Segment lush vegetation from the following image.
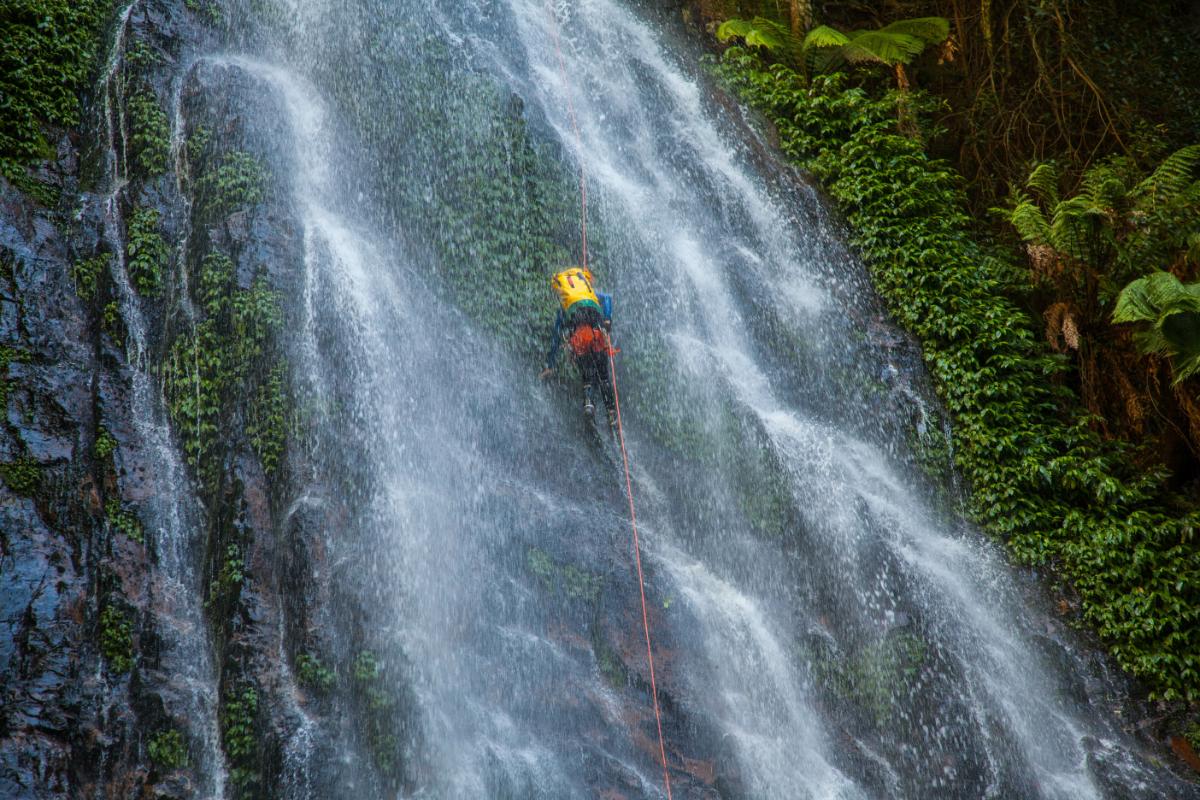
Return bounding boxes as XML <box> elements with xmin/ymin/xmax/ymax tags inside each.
<box><xmin>712</xmin><ymin>48</ymin><xmax>1200</xmax><ymax>700</ymax></box>
<box><xmin>0</xmin><ymin>0</ymin><xmax>112</xmax><ymax>198</ymax></box>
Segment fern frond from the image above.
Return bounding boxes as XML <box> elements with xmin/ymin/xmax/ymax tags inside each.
<box><xmin>843</xmin><ymin>30</ymin><xmax>926</xmax><ymax>65</ymax></box>
<box><xmin>1080</xmin><ymin>164</ymin><xmax>1129</xmax><ymax>215</ymax></box>
<box><xmin>1049</xmin><ymin>195</ymin><xmax>1103</xmax><ymax>261</ymax></box>
<box><xmin>802</xmin><ymin>24</ymin><xmax>851</xmax><ymax>50</ymax></box>
<box><xmin>877</xmin><ymin>17</ymin><xmax>950</xmax><ymax>45</ymax></box>
<box><xmin>716</xmin><ymin>18</ymin><xmax>754</xmax><ymax>43</ymax></box>
<box><xmin>1133</xmin><ymin>144</ymin><xmax>1200</xmax><ymax>200</ymax></box>
<box><xmin>719</xmin><ymin>17</ymin><xmax>802</xmax><ymax>58</ymax></box>
<box><xmin>1025</xmin><ymin>162</ymin><xmax>1060</xmax><ymax>205</ymax></box>
<box><xmin>1008</xmin><ymin>194</ymin><xmax>1050</xmax><ymax>243</ymax></box>
<box><xmin>1113</xmin><ymin>271</ymin><xmax>1194</xmax><ymax>324</ymax></box>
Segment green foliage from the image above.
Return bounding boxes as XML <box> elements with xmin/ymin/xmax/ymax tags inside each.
<box><xmin>320</xmin><ymin>37</ymin><xmax>580</xmax><ymax>358</ymax></box>
<box><xmin>715</xmin><ymin>50</ymin><xmax>1200</xmax><ymax>700</ymax></box>
<box><xmin>590</xmin><ymin>625</ymin><xmax>628</xmax><ymax>689</ymax></box>
<box><xmin>124</xmin><ymin>38</ymin><xmax>161</xmax><ymax>70</ymax></box>
<box><xmin>526</xmin><ymin>547</ymin><xmax>602</xmax><ymax>604</ymax></box>
<box><xmin>106</xmin><ymin>499</ymin><xmax>144</xmax><ymax>543</ymax></box>
<box><xmin>186</xmin><ymin>0</ymin><xmax>223</xmax><ymax>26</ymax></box>
<box><xmin>802</xmin><ymin>17</ymin><xmax>949</xmax><ymax>71</ymax></box>
<box><xmin>94</xmin><ymin>426</ymin><xmax>117</xmax><ymax>460</ymax></box>
<box><xmin>99</xmin><ymin>605</ymin><xmax>133</xmax><ymax>673</ymax></box>
<box><xmin>72</xmin><ymin>254</ymin><xmax>108</xmax><ymax>301</ymax></box>
<box><xmin>717</xmin><ymin>18</ymin><xmax>801</xmax><ymax>60</ymax></box>
<box><xmin>0</xmin><ymin>0</ymin><xmax>110</xmax><ymax>177</ymax></box>
<box><xmin>809</xmin><ymin>632</ymin><xmax>927</xmax><ymax>724</ymax></box>
<box><xmin>164</xmin><ymin>250</ymin><xmax>283</xmax><ymax>492</ymax></box>
<box><xmin>352</xmin><ymin>650</ymin><xmax>381</xmax><ymax>683</ymax></box>
<box><xmin>221</xmin><ymin>686</ymin><xmax>258</xmax><ymax>788</ymax></box>
<box><xmin>127</xmin><ymin>89</ymin><xmax>170</xmax><ymax>176</ymax></box>
<box><xmin>0</xmin><ymin>457</ymin><xmax>41</xmax><ymax>495</ymax></box>
<box><xmin>102</xmin><ymin>300</ymin><xmax>124</xmax><ymax>347</ymax></box>
<box><xmin>127</xmin><ymin>208</ymin><xmax>169</xmax><ymax>296</ymax></box>
<box><xmin>195</xmin><ymin>151</ymin><xmax>265</xmax><ymax>221</ymax></box>
<box><xmin>246</xmin><ymin>361</ymin><xmax>289</xmax><ymax>475</ymax></box>
<box><xmin>1000</xmin><ymin>148</ymin><xmax>1200</xmax><ymax>299</ymax></box>
<box><xmin>147</xmin><ymin>729</ymin><xmax>188</xmax><ymax>770</ymax></box>
<box><xmin>1113</xmin><ymin>272</ymin><xmax>1200</xmax><ymax>383</ymax></box>
<box><xmin>296</xmin><ymin>653</ymin><xmax>334</xmax><ymax>693</ymax></box>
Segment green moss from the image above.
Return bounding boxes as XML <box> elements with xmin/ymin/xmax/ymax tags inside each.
<box><xmin>127</xmin><ymin>89</ymin><xmax>170</xmax><ymax>176</ymax></box>
<box><xmin>106</xmin><ymin>499</ymin><xmax>144</xmax><ymax>543</ymax></box>
<box><xmin>0</xmin><ymin>457</ymin><xmax>41</xmax><ymax>496</ymax></box>
<box><xmin>715</xmin><ymin>51</ymin><xmax>1200</xmax><ymax>699</ymax></box>
<box><xmin>99</xmin><ymin>604</ymin><xmax>133</xmax><ymax>673</ymax></box>
<box><xmin>296</xmin><ymin>653</ymin><xmax>334</xmax><ymax>693</ymax></box>
<box><xmin>72</xmin><ymin>254</ymin><xmax>108</xmax><ymax>301</ymax></box>
<box><xmin>0</xmin><ymin>0</ymin><xmax>111</xmax><ymax>175</ymax></box>
<box><xmin>126</xmin><ymin>207</ymin><xmax>169</xmax><ymax>296</ymax></box>
<box><xmin>147</xmin><ymin>729</ymin><xmax>188</xmax><ymax>770</ymax></box>
<box><xmin>94</xmin><ymin>425</ymin><xmax>117</xmax><ymax>460</ymax></box>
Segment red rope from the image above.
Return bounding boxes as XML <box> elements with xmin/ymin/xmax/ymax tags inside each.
<box><xmin>544</xmin><ymin>0</ymin><xmax>590</xmax><ymax>271</ymax></box>
<box><xmin>544</xmin><ymin>4</ymin><xmax>673</xmax><ymax>797</ymax></box>
<box><xmin>607</xmin><ymin>342</ymin><xmax>674</xmax><ymax>800</ymax></box>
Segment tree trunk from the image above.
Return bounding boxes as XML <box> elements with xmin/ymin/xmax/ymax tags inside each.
<box><xmin>788</xmin><ymin>0</ymin><xmax>812</xmax><ymax>36</ymax></box>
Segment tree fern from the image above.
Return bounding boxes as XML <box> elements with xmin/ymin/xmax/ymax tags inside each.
<box><xmin>800</xmin><ymin>16</ymin><xmax>950</xmax><ymax>72</ymax></box>
<box><xmin>1026</xmin><ymin>162</ymin><xmax>1060</xmax><ymax>205</ymax></box>
<box><xmin>878</xmin><ymin>17</ymin><xmax>951</xmax><ymax>45</ymax></box>
<box><xmin>1133</xmin><ymin>144</ymin><xmax>1200</xmax><ymax>201</ymax></box>
<box><xmin>1114</xmin><ymin>271</ymin><xmax>1200</xmax><ymax>383</ymax></box>
<box><xmin>718</xmin><ymin>18</ymin><xmax>802</xmax><ymax>60</ymax></box>
<box><xmin>1007</xmin><ymin>193</ymin><xmax>1051</xmax><ymax>243</ymax></box>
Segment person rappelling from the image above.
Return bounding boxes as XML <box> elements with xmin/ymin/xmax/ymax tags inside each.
<box><xmin>539</xmin><ymin>266</ymin><xmax>616</xmax><ymax>426</ymax></box>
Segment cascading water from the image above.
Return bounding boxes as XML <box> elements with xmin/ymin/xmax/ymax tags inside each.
<box><xmin>151</xmin><ymin>0</ymin><xmax>1200</xmax><ymax>796</ymax></box>
<box><xmin>94</xmin><ymin>6</ymin><xmax>229</xmax><ymax>796</ymax></box>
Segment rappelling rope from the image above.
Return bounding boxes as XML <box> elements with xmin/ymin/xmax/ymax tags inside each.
<box><xmin>543</xmin><ymin>4</ymin><xmax>673</xmax><ymax>798</ymax></box>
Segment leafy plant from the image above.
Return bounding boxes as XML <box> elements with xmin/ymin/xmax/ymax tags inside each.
<box><xmin>0</xmin><ymin>456</ymin><xmax>41</xmax><ymax>495</ymax></box>
<box><xmin>148</xmin><ymin>729</ymin><xmax>188</xmax><ymax>770</ymax></box>
<box><xmin>94</xmin><ymin>426</ymin><xmax>117</xmax><ymax>460</ymax></box>
<box><xmin>296</xmin><ymin>653</ymin><xmax>334</xmax><ymax>693</ymax></box>
<box><xmin>195</xmin><ymin>151</ymin><xmax>265</xmax><ymax>221</ymax></box>
<box><xmin>0</xmin><ymin>0</ymin><xmax>110</xmax><ymax>185</ymax></box>
<box><xmin>716</xmin><ymin>17</ymin><xmax>802</xmax><ymax>61</ymax></box>
<box><xmin>127</xmin><ymin>89</ymin><xmax>170</xmax><ymax>176</ymax></box>
<box><xmin>221</xmin><ymin>686</ymin><xmax>258</xmax><ymax>788</ymax></box>
<box><xmin>1113</xmin><ymin>272</ymin><xmax>1200</xmax><ymax>383</ymax></box>
<box><xmin>1002</xmin><ymin>147</ymin><xmax>1200</xmax><ymax>301</ymax></box>
<box><xmin>99</xmin><ymin>605</ymin><xmax>133</xmax><ymax>673</ymax></box>
<box><xmin>713</xmin><ymin>51</ymin><xmax>1200</xmax><ymax>699</ymax></box>
<box><xmin>72</xmin><ymin>254</ymin><xmax>108</xmax><ymax>301</ymax></box>
<box><xmin>802</xmin><ymin>18</ymin><xmax>950</xmax><ymax>76</ymax></box>
<box><xmin>106</xmin><ymin>499</ymin><xmax>144</xmax><ymax>543</ymax></box>
<box><xmin>126</xmin><ymin>207</ymin><xmax>169</xmax><ymax>296</ymax></box>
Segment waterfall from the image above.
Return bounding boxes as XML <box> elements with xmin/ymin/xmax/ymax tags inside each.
<box><xmin>132</xmin><ymin>0</ymin><xmax>1198</xmax><ymax>796</ymax></box>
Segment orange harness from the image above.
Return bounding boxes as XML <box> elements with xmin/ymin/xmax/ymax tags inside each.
<box><xmin>568</xmin><ymin>324</ymin><xmax>608</xmax><ymax>358</ymax></box>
